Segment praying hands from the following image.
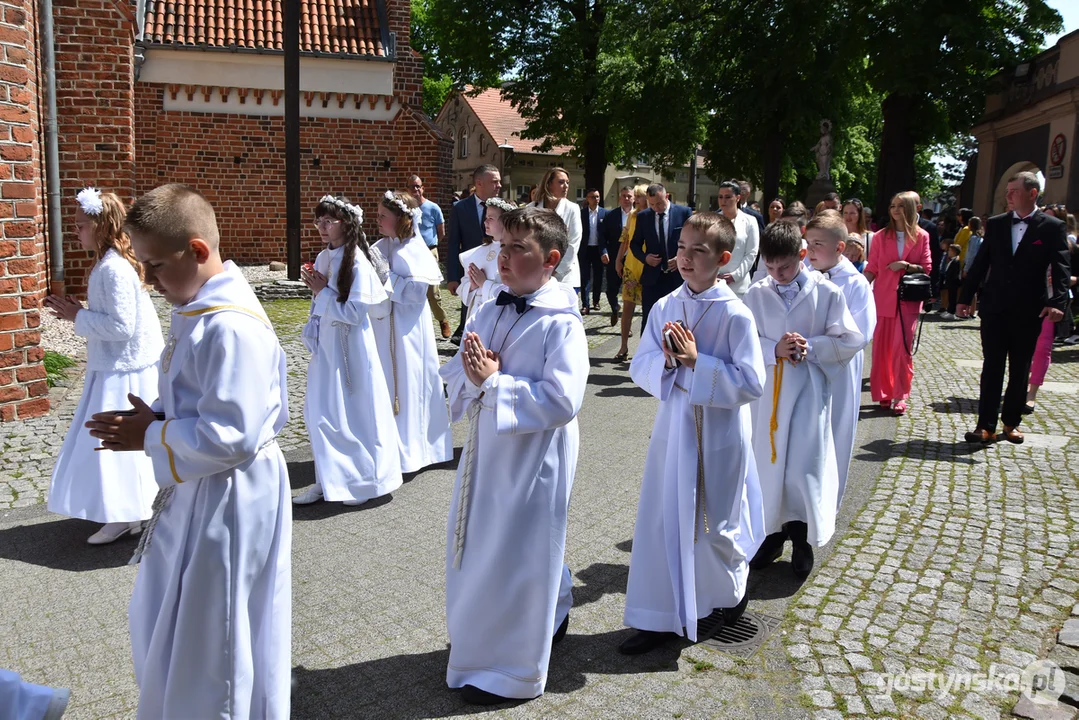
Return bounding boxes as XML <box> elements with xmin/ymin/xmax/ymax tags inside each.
<box><xmin>462</xmin><ymin>332</ymin><xmax>500</xmax><ymax>386</ymax></box>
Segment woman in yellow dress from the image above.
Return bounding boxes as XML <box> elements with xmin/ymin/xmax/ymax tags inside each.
<box><xmin>613</xmin><ymin>184</ymin><xmax>649</xmax><ymax>361</ymax></box>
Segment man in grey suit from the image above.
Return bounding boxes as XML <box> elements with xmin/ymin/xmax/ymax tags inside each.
<box><xmin>446</xmin><ymin>164</ymin><xmax>502</xmax><ymax>344</ymax></box>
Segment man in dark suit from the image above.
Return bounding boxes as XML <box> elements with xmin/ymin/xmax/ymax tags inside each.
<box><xmin>630</xmin><ymin>183</ymin><xmax>693</xmax><ymax>330</ymax></box>
<box><xmin>578</xmin><ymin>188</ymin><xmax>608</xmax><ymax>315</ymax></box>
<box><xmin>600</xmin><ymin>186</ymin><xmax>634</xmax><ymax>325</ymax></box>
<box><xmin>916</xmin><ymin>198</ymin><xmax>941</xmax><ymax>307</ymax></box>
<box><xmin>445</xmin><ymin>164</ymin><xmax>501</xmax><ymax>344</ymax></box>
<box><xmin>957</xmin><ymin>171</ymin><xmax>1070</xmax><ymax>445</ymax></box>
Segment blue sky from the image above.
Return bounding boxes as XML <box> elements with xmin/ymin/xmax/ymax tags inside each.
<box><xmin>1044</xmin><ymin>0</ymin><xmax>1078</xmax><ymax>47</ymax></box>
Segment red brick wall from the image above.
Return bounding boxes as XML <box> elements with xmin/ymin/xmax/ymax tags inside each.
<box><xmin>134</xmin><ymin>83</ymin><xmax>453</xmax><ymax>264</ymax></box>
<box><xmin>53</xmin><ymin>0</ymin><xmax>135</xmax><ymax>295</ymax></box>
<box><xmin>0</xmin><ymin>0</ymin><xmax>49</xmax><ymax>419</ymax></box>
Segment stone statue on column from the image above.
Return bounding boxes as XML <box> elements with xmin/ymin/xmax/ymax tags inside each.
<box><xmin>811</xmin><ymin>119</ymin><xmax>833</xmax><ymax>180</ymax></box>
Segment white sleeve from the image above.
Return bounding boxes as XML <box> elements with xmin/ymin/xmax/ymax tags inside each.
<box><xmin>629</xmin><ymin>306</ymin><xmax>677</xmax><ymax>401</ymax></box>
<box><xmin>555</xmin><ymin>206</ymin><xmax>583</xmax><ymax>281</ymax></box>
<box><xmin>731</xmin><ymin>220</ymin><xmax>759</xmax><ymax>285</ymax></box>
<box><xmin>805</xmin><ymin>291</ymin><xmax>865</xmax><ymax>376</ymax></box>
<box><xmin>73</xmin><ymin>263</ymin><xmax>139</xmax><ymax>341</ymax></box>
<box><xmin>688</xmin><ymin>311</ymin><xmax>766</xmax><ymax>408</ymax></box>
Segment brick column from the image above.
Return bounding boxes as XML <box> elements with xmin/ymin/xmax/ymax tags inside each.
<box><xmin>0</xmin><ymin>0</ymin><xmax>49</xmax><ymax>419</ymax></box>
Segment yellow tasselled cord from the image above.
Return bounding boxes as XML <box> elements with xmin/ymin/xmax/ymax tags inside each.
<box><xmin>770</xmin><ymin>358</ymin><xmax>785</xmax><ymax>464</ymax></box>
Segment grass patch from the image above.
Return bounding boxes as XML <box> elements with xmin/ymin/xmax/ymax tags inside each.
<box><xmin>691</xmin><ymin>659</ymin><xmax>715</xmax><ymax>673</ymax></box>
<box><xmin>44</xmin><ymin>350</ymin><xmax>76</xmax><ymax>388</ymax></box>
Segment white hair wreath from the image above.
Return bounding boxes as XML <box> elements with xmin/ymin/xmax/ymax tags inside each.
<box><xmin>76</xmin><ymin>187</ymin><xmax>103</xmax><ymax>216</ymax></box>
<box><xmin>383</xmin><ymin>190</ymin><xmax>423</xmax><ymax>222</ymax></box>
<box><xmin>484</xmin><ymin>197</ymin><xmax>516</xmax><ymax>213</ymax></box>
<box><xmin>319</xmin><ymin>194</ymin><xmax>364</xmax><ymax>223</ymax></box>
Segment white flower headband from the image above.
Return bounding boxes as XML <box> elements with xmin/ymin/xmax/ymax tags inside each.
<box><xmin>384</xmin><ymin>191</ymin><xmax>423</xmax><ymax>222</ymax></box>
<box><xmin>76</xmin><ymin>187</ymin><xmax>103</xmax><ymax>216</ymax></box>
<box><xmin>319</xmin><ymin>195</ymin><xmax>363</xmax><ymax>223</ymax></box>
<box><xmin>484</xmin><ymin>197</ymin><xmax>516</xmax><ymax>213</ymax></box>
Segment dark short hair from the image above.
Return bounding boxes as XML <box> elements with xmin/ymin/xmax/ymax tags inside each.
<box><xmin>1009</xmin><ymin>171</ymin><xmax>1040</xmax><ymax>193</ymax></box>
<box><xmin>684</xmin><ymin>212</ymin><xmax>736</xmax><ymax>254</ymax></box>
<box><xmin>719</xmin><ymin>180</ymin><xmax>742</xmax><ymax>196</ymax></box>
<box><xmin>823</xmin><ymin>192</ymin><xmax>840</xmax><ymax>202</ymax></box>
<box><xmin>646</xmin><ymin>183</ymin><xmax>666</xmax><ymax>198</ymax></box>
<box><xmin>500</xmin><ymin>205</ymin><xmax>567</xmax><ymax>258</ymax></box>
<box><xmin>780</xmin><ymin>201</ymin><xmax>808</xmax><ymax>228</ymax></box>
<box><xmin>959</xmin><ymin>207</ymin><xmax>973</xmax><ymax>223</ymax></box>
<box><xmin>473</xmin><ymin>164</ymin><xmax>499</xmax><ymax>181</ymax></box>
<box><xmin>586</xmin><ymin>187</ymin><xmax>600</xmax><ymax>196</ymax></box>
<box><xmin>760</xmin><ymin>220</ymin><xmax>804</xmax><ymax>261</ymax></box>
<box><xmin>949</xmin><ymin>243</ymin><xmax>961</xmax><ymax>255</ymax></box>
<box><xmin>126</xmin><ymin>184</ymin><xmax>220</xmax><ymax>250</ymax></box>
<box><xmin>968</xmin><ymin>216</ymin><xmax>982</xmax><ymax>233</ymax></box>
<box><xmin>920</xmin><ymin>208</ymin><xmax>934</xmax><ymax>220</ymax></box>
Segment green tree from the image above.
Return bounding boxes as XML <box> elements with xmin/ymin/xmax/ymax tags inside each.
<box><xmin>410</xmin><ymin>0</ymin><xmax>455</xmax><ymax>117</ymax></box>
<box><xmin>861</xmin><ymin>0</ymin><xmax>1062</xmax><ymax>221</ymax></box>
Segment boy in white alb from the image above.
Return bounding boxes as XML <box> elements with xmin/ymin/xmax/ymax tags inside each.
<box><xmin>621</xmin><ymin>212</ymin><xmax>767</xmax><ymax>656</ymax></box>
<box><xmin>87</xmin><ymin>185</ymin><xmax>291</xmax><ymax>719</ymax></box>
<box><xmin>439</xmin><ymin>206</ymin><xmax>589</xmax><ymax>705</ymax></box>
<box><xmin>743</xmin><ymin>221</ymin><xmax>863</xmax><ymax>580</ymax></box>
<box><xmin>805</xmin><ymin>211</ymin><xmax>875</xmax><ymax>509</ymax></box>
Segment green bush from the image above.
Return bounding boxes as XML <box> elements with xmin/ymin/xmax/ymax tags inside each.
<box><xmin>43</xmin><ymin>350</ymin><xmax>76</xmax><ymax>388</ymax></box>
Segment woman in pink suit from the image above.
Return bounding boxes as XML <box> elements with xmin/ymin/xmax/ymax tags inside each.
<box><xmin>864</xmin><ymin>191</ymin><xmax>932</xmax><ymax>416</ymax></box>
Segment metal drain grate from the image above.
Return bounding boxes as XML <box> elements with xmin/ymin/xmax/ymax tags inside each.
<box><xmin>698</xmin><ymin>611</ymin><xmax>781</xmax><ymax>658</ymax></box>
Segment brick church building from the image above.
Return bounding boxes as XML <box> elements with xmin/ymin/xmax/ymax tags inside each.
<box><xmin>0</xmin><ymin>0</ymin><xmax>452</xmax><ymax>419</ymax></box>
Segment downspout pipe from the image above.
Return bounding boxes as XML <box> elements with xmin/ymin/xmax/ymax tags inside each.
<box><xmin>40</xmin><ymin>0</ymin><xmax>62</xmax><ymax>291</ymax></box>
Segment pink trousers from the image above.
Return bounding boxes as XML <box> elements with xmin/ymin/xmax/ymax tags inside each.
<box><xmin>1029</xmin><ymin>315</ymin><xmax>1055</xmax><ymax>387</ymax></box>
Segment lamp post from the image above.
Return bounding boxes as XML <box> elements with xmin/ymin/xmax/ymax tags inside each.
<box><xmin>687</xmin><ymin>146</ymin><xmax>699</xmax><ymax>210</ymax></box>
<box><xmin>498</xmin><ymin>139</ymin><xmax>514</xmax><ymax>201</ymax></box>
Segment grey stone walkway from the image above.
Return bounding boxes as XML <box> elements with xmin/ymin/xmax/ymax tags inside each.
<box><xmin>1</xmin><ymin>294</ymin><xmax>1076</xmax><ymax>719</ymax></box>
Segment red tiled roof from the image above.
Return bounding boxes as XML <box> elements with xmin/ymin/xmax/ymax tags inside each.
<box><xmin>462</xmin><ymin>87</ymin><xmax>573</xmax><ymax>156</ymax></box>
<box><xmin>143</xmin><ymin>0</ymin><xmax>384</xmax><ymax>57</ymax></box>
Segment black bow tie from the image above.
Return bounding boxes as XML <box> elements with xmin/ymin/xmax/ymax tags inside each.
<box><xmin>1012</xmin><ymin>215</ymin><xmax>1030</xmax><ymax>225</ymax></box>
<box><xmin>496</xmin><ymin>290</ymin><xmax>529</xmax><ymax>314</ymax></box>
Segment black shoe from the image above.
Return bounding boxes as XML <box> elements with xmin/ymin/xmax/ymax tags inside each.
<box><xmin>553</xmin><ymin>614</ymin><xmax>569</xmax><ymax>644</ymax></box>
<box><xmin>749</xmin><ymin>531</ymin><xmax>787</xmax><ymax>570</ymax></box>
<box><xmin>461</xmin><ymin>685</ymin><xmax>513</xmax><ymax>706</ymax></box>
<box><xmin>449</xmin><ymin>334</ymin><xmax>462</xmax><ymax>346</ymax></box>
<box><xmin>721</xmin><ymin>592</ymin><xmax>749</xmax><ymax>627</ymax></box>
<box><xmin>1022</xmin><ymin>403</ymin><xmax>1035</xmax><ymax>415</ymax></box>
<box><xmin>618</xmin><ymin>630</ymin><xmax>678</xmax><ymax>655</ymax></box>
<box><xmin>610</xmin><ymin>308</ymin><xmax>618</xmax><ymax>326</ymax></box>
<box><xmin>791</xmin><ymin>542</ymin><xmax>814</xmax><ymax>578</ymax></box>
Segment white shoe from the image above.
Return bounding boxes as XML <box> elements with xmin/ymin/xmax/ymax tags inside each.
<box><xmin>940</xmin><ymin>312</ymin><xmax>955</xmax><ymax>320</ymax></box>
<box><xmin>87</xmin><ymin>522</ymin><xmax>136</xmax><ymax>545</ymax></box>
<box><xmin>342</xmin><ymin>498</ymin><xmax>369</xmax><ymax>507</ymax></box>
<box><xmin>292</xmin><ymin>486</ymin><xmax>324</xmax><ymax>505</ymax></box>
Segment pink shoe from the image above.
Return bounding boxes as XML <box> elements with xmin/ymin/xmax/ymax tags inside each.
<box><xmin>893</xmin><ymin>401</ymin><xmax>907</xmax><ymax>416</ymax></box>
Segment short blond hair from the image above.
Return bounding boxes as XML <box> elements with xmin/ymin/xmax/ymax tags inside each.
<box><xmin>125</xmin><ymin>184</ymin><xmax>220</xmax><ymax>250</ymax></box>
<box><xmin>684</xmin><ymin>212</ymin><xmax>736</xmax><ymax>254</ymax></box>
<box><xmin>806</xmin><ymin>210</ymin><xmax>848</xmax><ymax>246</ymax></box>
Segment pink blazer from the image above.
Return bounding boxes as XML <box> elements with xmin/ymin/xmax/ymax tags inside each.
<box><xmin>866</xmin><ymin>227</ymin><xmax>932</xmax><ymax>319</ymax></box>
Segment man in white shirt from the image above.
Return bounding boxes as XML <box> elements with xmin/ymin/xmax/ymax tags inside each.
<box><xmin>578</xmin><ymin>188</ymin><xmax>607</xmax><ymax>314</ymax></box>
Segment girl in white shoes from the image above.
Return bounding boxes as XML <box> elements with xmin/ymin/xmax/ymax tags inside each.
<box><xmin>293</xmin><ymin>195</ymin><xmax>402</xmax><ymax>506</ymax></box>
<box><xmin>43</xmin><ymin>188</ymin><xmax>163</xmax><ymax>544</ymax></box>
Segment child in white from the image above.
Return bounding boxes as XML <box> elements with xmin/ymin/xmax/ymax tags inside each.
<box><xmin>622</xmin><ymin>213</ymin><xmax>767</xmax><ymax>656</ymax></box>
<box><xmin>805</xmin><ymin>212</ymin><xmax>875</xmax><ymax>508</ymax></box>
<box><xmin>456</xmin><ymin>197</ymin><xmax>514</xmax><ymax>316</ymax></box>
<box><xmin>744</xmin><ymin>221</ymin><xmax>863</xmax><ymax>579</ymax></box>
<box><xmin>371</xmin><ymin>190</ymin><xmax>452</xmax><ymax>473</ymax></box>
<box><xmin>87</xmin><ymin>185</ymin><xmax>291</xmax><ymax>719</ymax></box>
<box><xmin>293</xmin><ymin>195</ymin><xmax>402</xmax><ymax>506</ymax></box>
<box><xmin>0</xmin><ymin>668</ymin><xmax>69</xmax><ymax>720</ymax></box>
<box><xmin>44</xmin><ymin>188</ymin><xmax>163</xmax><ymax>545</ymax></box>
<box><xmin>439</xmin><ymin>206</ymin><xmax>589</xmax><ymax>705</ymax></box>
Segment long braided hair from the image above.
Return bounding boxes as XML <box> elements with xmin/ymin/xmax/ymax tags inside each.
<box><xmin>315</xmin><ymin>196</ymin><xmax>372</xmax><ymax>303</ymax></box>
<box><xmin>88</xmin><ymin>192</ymin><xmax>144</xmax><ymax>282</ymax></box>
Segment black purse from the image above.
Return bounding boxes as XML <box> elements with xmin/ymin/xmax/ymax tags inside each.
<box><xmin>897</xmin><ymin>273</ymin><xmax>931</xmax><ymax>356</ymax></box>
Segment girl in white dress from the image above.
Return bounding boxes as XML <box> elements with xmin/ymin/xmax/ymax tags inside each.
<box><xmin>43</xmin><ymin>188</ymin><xmax>163</xmax><ymax>544</ymax></box>
<box><xmin>370</xmin><ymin>191</ymin><xmax>453</xmax><ymax>474</ymax></box>
<box><xmin>457</xmin><ymin>197</ymin><xmax>514</xmax><ymax>317</ymax></box>
<box><xmin>293</xmin><ymin>195</ymin><xmax>403</xmax><ymax>505</ymax></box>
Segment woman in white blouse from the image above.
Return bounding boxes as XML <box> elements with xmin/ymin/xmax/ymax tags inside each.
<box><xmin>529</xmin><ymin>167</ymin><xmax>583</xmax><ymax>294</ymax></box>
<box><xmin>715</xmin><ymin>180</ymin><xmax>760</xmax><ymax>298</ymax></box>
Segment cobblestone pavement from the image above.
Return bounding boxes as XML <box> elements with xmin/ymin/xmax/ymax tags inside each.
<box><xmin>1</xmin><ymin>295</ymin><xmax>1077</xmax><ymax>719</ymax></box>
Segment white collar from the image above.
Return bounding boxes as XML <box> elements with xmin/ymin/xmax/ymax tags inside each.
<box><xmin>675</xmin><ymin>280</ymin><xmax>737</xmax><ymax>303</ymax></box>
<box><xmin>1012</xmin><ymin>208</ymin><xmax>1037</xmax><ymax>221</ymax></box>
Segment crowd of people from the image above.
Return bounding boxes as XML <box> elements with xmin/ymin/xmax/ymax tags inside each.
<box><xmin>5</xmin><ymin>165</ymin><xmax>1073</xmax><ymax>718</ymax></box>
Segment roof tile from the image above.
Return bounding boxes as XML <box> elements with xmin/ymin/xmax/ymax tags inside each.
<box><xmin>143</xmin><ymin>0</ymin><xmax>383</xmax><ymax>57</ymax></box>
<box><xmin>461</xmin><ymin>87</ymin><xmax>573</xmax><ymax>156</ymax></box>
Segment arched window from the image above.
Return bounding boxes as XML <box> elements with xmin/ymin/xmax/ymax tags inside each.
<box><xmin>458</xmin><ymin>128</ymin><xmax>468</xmax><ymax>159</ymax></box>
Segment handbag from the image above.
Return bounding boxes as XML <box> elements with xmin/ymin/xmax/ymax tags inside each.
<box><xmin>896</xmin><ymin>273</ymin><xmax>930</xmax><ymax>356</ymax></box>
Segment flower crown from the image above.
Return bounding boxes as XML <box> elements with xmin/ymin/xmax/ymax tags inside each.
<box><xmin>76</xmin><ymin>187</ymin><xmax>103</xmax><ymax>216</ymax></box>
<box><xmin>484</xmin><ymin>197</ymin><xmax>516</xmax><ymax>213</ymax></box>
<box><xmin>319</xmin><ymin>195</ymin><xmax>363</xmax><ymax>223</ymax></box>
<box><xmin>384</xmin><ymin>191</ymin><xmax>423</xmax><ymax>222</ymax></box>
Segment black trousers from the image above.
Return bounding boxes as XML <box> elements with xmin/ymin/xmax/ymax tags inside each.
<box><xmin>977</xmin><ymin>312</ymin><xmax>1043</xmax><ymax>432</ymax></box>
<box><xmin>578</xmin><ymin>245</ymin><xmax>607</xmax><ymax>308</ymax></box>
<box><xmin>641</xmin><ymin>271</ymin><xmax>683</xmax><ymax>332</ymax></box>
<box><xmin>605</xmin><ymin>250</ymin><xmax>621</xmax><ymax>314</ymax></box>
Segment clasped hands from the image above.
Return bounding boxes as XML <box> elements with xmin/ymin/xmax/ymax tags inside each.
<box><xmin>43</xmin><ymin>295</ymin><xmax>84</xmax><ymax>322</ymax></box>
<box><xmin>776</xmin><ymin>332</ymin><xmax>808</xmax><ymax>364</ymax></box>
<box><xmin>300</xmin><ymin>265</ymin><xmax>328</xmax><ymax>295</ymax></box>
<box><xmin>85</xmin><ymin>393</ymin><xmax>155</xmax><ymax>452</ymax></box>
<box><xmin>662</xmin><ymin>321</ymin><xmax>698</xmax><ymax>369</ymax></box>
<box><xmin>462</xmin><ymin>332</ymin><xmax>501</xmax><ymax>386</ymax></box>
<box><xmin>466</xmin><ymin>263</ymin><xmax>488</xmax><ymax>288</ymax></box>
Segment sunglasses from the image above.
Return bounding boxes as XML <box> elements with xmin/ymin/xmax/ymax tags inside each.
<box><xmin>312</xmin><ymin>218</ymin><xmax>340</xmax><ymax>229</ymax></box>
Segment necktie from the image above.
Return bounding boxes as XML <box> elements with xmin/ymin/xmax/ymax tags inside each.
<box><xmin>495</xmin><ymin>290</ymin><xmax>529</xmax><ymax>314</ymax></box>
<box><xmin>658</xmin><ymin>212</ymin><xmax>667</xmax><ymax>258</ymax></box>
<box><xmin>1011</xmin><ymin>215</ymin><xmax>1028</xmax><ymax>225</ymax></box>
<box><xmin>480</xmin><ymin>202</ymin><xmax>487</xmax><ymax>232</ymax></box>
<box><xmin>776</xmin><ymin>281</ymin><xmax>799</xmax><ymax>306</ymax></box>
